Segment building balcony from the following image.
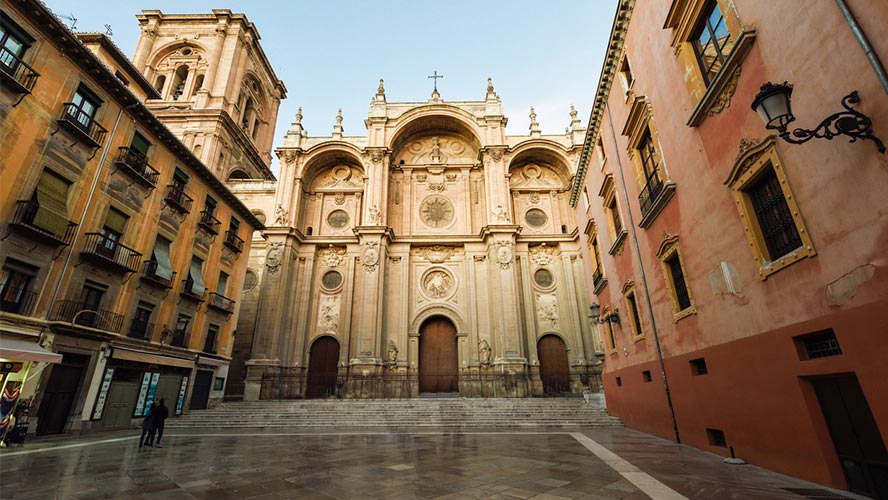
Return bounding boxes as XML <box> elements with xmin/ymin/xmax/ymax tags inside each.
<box><xmin>127</xmin><ymin>320</ymin><xmax>154</xmax><ymax>341</ymax></box>
<box><xmin>207</xmin><ymin>292</ymin><xmax>235</xmax><ymax>314</ymax></box>
<box><xmin>50</xmin><ymin>300</ymin><xmax>124</xmax><ymax>333</ymax></box>
<box><xmin>0</xmin><ymin>286</ymin><xmax>38</xmax><ymax>317</ymax></box>
<box><xmin>223</xmin><ymin>229</ymin><xmax>244</xmax><ymax>253</ymax></box>
<box><xmin>0</xmin><ymin>47</ymin><xmax>40</xmax><ymax>96</ymax></box>
<box><xmin>8</xmin><ymin>200</ymin><xmax>77</xmax><ymax>247</ymax></box>
<box><xmin>180</xmin><ymin>279</ymin><xmax>205</xmax><ymax>302</ymax></box>
<box><xmin>164</xmin><ymin>184</ymin><xmax>193</xmax><ymax>214</ymax></box>
<box><xmin>80</xmin><ymin>233</ymin><xmax>142</xmax><ymax>274</ymax></box>
<box><xmin>638</xmin><ymin>174</ymin><xmax>665</xmax><ymax>217</ymax></box>
<box><xmin>114</xmin><ymin>147</ymin><xmax>159</xmax><ymax>189</ymax></box>
<box><xmin>637</xmin><ymin>172</ymin><xmax>676</xmax><ymax>229</ymax></box>
<box><xmin>57</xmin><ymin>103</ymin><xmax>107</xmax><ymax>148</ymax></box>
<box><xmin>197</xmin><ymin>209</ymin><xmax>221</xmax><ymax>235</ymax></box>
<box><xmin>140</xmin><ymin>261</ymin><xmax>176</xmax><ymax>289</ymax></box>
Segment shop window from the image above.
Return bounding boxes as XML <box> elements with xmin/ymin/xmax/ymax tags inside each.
<box><xmin>724</xmin><ymin>137</ymin><xmax>815</xmax><ymax>279</ymax></box>
<box><xmin>656</xmin><ymin>234</ymin><xmax>696</xmax><ymax>321</ymax></box>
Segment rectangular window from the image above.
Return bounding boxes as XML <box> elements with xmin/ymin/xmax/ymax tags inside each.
<box><xmin>666</xmin><ymin>253</ymin><xmax>692</xmax><ymax>311</ymax></box>
<box><xmin>30</xmin><ymin>169</ymin><xmax>71</xmax><ymax>236</ymax></box>
<box><xmin>205</xmin><ymin>195</ymin><xmax>217</xmax><ymax>215</ymax></box>
<box><xmin>0</xmin><ymin>16</ymin><xmax>33</xmax><ymax>74</ymax></box>
<box><xmin>172</xmin><ymin>314</ymin><xmax>191</xmax><ymax>347</ymax></box>
<box><xmin>615</xmin><ymin>376</ymin><xmax>622</xmax><ymax>387</ymax></box>
<box><xmin>795</xmin><ymin>329</ymin><xmax>842</xmax><ymax>360</ymax></box>
<box><xmin>76</xmin><ymin>281</ymin><xmax>107</xmax><ymax>327</ymax></box>
<box><xmin>173</xmin><ymin>167</ymin><xmax>189</xmax><ymax>187</ymax></box>
<box><xmin>186</xmin><ymin>256</ymin><xmax>206</xmax><ymax>297</ymax></box>
<box><xmin>690</xmin><ymin>358</ymin><xmax>708</xmax><ymax>375</ymax></box>
<box><xmin>607</xmin><ymin>197</ymin><xmax>623</xmax><ymax>235</ymax></box>
<box><xmin>68</xmin><ymin>85</ymin><xmax>101</xmax><ymax>131</ymax></box>
<box><xmin>130</xmin><ymin>132</ymin><xmax>150</xmax><ymax>157</ymax></box>
<box><xmin>746</xmin><ymin>166</ymin><xmax>803</xmax><ymax>261</ymax></box>
<box><xmin>217</xmin><ymin>271</ymin><xmax>229</xmax><ymax>295</ymax></box>
<box><xmin>590</xmin><ymin>234</ymin><xmax>605</xmax><ymax>291</ymax></box>
<box><xmin>129</xmin><ymin>302</ymin><xmax>154</xmax><ymax>339</ymax></box>
<box><xmin>692</xmin><ymin>1</ymin><xmax>734</xmax><ymax>86</ymax></box>
<box><xmin>149</xmin><ymin>236</ymin><xmax>174</xmax><ymax>280</ymax></box>
<box><xmin>0</xmin><ymin>259</ymin><xmax>38</xmax><ymax>315</ymax></box>
<box><xmin>642</xmin><ymin>370</ymin><xmax>652</xmax><ymax>383</ymax></box>
<box><xmin>626</xmin><ymin>291</ymin><xmax>642</xmax><ymax>338</ymax></box>
<box><xmin>619</xmin><ymin>56</ymin><xmax>634</xmax><ymax>93</ymax></box>
<box><xmin>582</xmin><ymin>189</ymin><xmax>590</xmax><ymax>210</ymax></box>
<box><xmin>213</xmin><ymin>377</ymin><xmax>225</xmax><ymax>391</ymax></box>
<box><xmin>607</xmin><ymin>322</ymin><xmax>616</xmax><ymax>352</ymax></box>
<box><xmin>203</xmin><ymin>324</ymin><xmax>219</xmax><ymax>353</ymax></box>
<box><xmin>596</xmin><ymin>137</ymin><xmax>607</xmax><ymax>166</ymax></box>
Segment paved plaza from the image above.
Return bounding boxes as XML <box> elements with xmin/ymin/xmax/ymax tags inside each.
<box><xmin>0</xmin><ymin>428</ymin><xmax>863</xmax><ymax>500</ymax></box>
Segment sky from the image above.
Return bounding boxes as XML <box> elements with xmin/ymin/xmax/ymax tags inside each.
<box><xmin>42</xmin><ymin>0</ymin><xmax>618</xmax><ymax>174</ymax></box>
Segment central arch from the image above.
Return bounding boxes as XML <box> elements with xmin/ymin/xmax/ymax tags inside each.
<box><xmin>418</xmin><ymin>316</ymin><xmax>458</xmax><ymax>393</ymax></box>
<box><xmin>306</xmin><ymin>336</ymin><xmax>340</xmax><ymax>399</ymax></box>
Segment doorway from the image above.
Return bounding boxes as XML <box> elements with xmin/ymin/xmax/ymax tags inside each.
<box><xmin>418</xmin><ymin>317</ymin><xmax>458</xmax><ymax>393</ymax></box>
<box><xmin>306</xmin><ymin>336</ymin><xmax>340</xmax><ymax>399</ymax></box>
<box><xmin>189</xmin><ymin>370</ymin><xmax>213</xmax><ymax>410</ymax></box>
<box><xmin>538</xmin><ymin>335</ymin><xmax>571</xmax><ymax>394</ymax></box>
<box><xmin>812</xmin><ymin>374</ymin><xmax>888</xmax><ymax>498</ymax></box>
<box><xmin>36</xmin><ymin>352</ymin><xmax>89</xmax><ymax>435</ymax></box>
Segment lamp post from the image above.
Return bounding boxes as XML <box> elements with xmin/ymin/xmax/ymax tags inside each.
<box><xmin>751</xmin><ymin>82</ymin><xmax>885</xmax><ymax>154</ymax></box>
<box><xmin>589</xmin><ymin>303</ymin><xmax>620</xmax><ymax>325</ymax></box>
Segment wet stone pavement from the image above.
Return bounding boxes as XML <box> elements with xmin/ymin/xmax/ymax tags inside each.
<box><xmin>0</xmin><ymin>428</ymin><xmax>864</xmax><ymax>500</ymax></box>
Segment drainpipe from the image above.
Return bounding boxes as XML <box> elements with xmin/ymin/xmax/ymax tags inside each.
<box><xmin>835</xmin><ymin>0</ymin><xmax>888</xmax><ymax>96</ymax></box>
<box><xmin>45</xmin><ymin>102</ymin><xmax>139</xmax><ymax>315</ymax></box>
<box><xmin>604</xmin><ymin>102</ymin><xmax>681</xmax><ymax>444</ymax></box>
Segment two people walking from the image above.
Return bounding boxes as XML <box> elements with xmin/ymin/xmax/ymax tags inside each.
<box><xmin>139</xmin><ymin>398</ymin><xmax>169</xmax><ymax>449</ymax></box>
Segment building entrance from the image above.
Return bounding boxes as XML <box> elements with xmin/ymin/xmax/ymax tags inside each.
<box><xmin>418</xmin><ymin>317</ymin><xmax>458</xmax><ymax>393</ymax></box>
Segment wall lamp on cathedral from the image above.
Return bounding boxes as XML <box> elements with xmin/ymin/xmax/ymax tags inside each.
<box><xmin>751</xmin><ymin>82</ymin><xmax>885</xmax><ymax>154</ymax></box>
<box><xmin>590</xmin><ymin>303</ymin><xmax>620</xmax><ymax>325</ymax></box>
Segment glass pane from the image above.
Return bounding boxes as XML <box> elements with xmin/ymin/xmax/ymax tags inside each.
<box><xmin>3</xmin><ymin>37</ymin><xmax>23</xmax><ymax>56</ymax></box>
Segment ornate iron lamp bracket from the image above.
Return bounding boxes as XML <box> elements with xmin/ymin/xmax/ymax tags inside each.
<box><xmin>778</xmin><ymin>91</ymin><xmax>886</xmax><ymax>153</ymax></box>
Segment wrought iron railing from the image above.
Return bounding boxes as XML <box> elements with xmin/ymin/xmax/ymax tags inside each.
<box><xmin>0</xmin><ymin>46</ymin><xmax>40</xmax><ymax>94</ymax></box>
<box><xmin>593</xmin><ymin>269</ymin><xmax>604</xmax><ymax>290</ymax></box>
<box><xmin>164</xmin><ymin>184</ymin><xmax>193</xmax><ymax>213</ymax></box>
<box><xmin>9</xmin><ymin>200</ymin><xmax>78</xmax><ymax>246</ymax></box>
<box><xmin>50</xmin><ymin>300</ymin><xmax>124</xmax><ymax>333</ymax></box>
<box><xmin>80</xmin><ymin>233</ymin><xmax>142</xmax><ymax>273</ymax></box>
<box><xmin>141</xmin><ymin>261</ymin><xmax>176</xmax><ymax>288</ymax></box>
<box><xmin>197</xmin><ymin>209</ymin><xmax>221</xmax><ymax>234</ymax></box>
<box><xmin>0</xmin><ymin>286</ymin><xmax>38</xmax><ymax>316</ymax></box>
<box><xmin>114</xmin><ymin>147</ymin><xmax>159</xmax><ymax>188</ymax></box>
<box><xmin>207</xmin><ymin>292</ymin><xmax>235</xmax><ymax>314</ymax></box>
<box><xmin>58</xmin><ymin>102</ymin><xmax>108</xmax><ymax>147</ymax></box>
<box><xmin>223</xmin><ymin>229</ymin><xmax>244</xmax><ymax>253</ymax></box>
<box><xmin>180</xmin><ymin>279</ymin><xmax>204</xmax><ymax>302</ymax></box>
<box><xmin>638</xmin><ymin>172</ymin><xmax>665</xmax><ymax>216</ymax></box>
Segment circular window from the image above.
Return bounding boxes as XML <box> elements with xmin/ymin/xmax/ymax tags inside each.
<box><xmin>525</xmin><ymin>209</ymin><xmax>548</xmax><ymax>228</ymax></box>
<box><xmin>181</xmin><ymin>48</ymin><xmax>192</xmax><ymax>56</ymax></box>
<box><xmin>419</xmin><ymin>195</ymin><xmax>455</xmax><ymax>228</ymax></box>
<box><xmin>327</xmin><ymin>210</ymin><xmax>350</xmax><ymax>229</ymax></box>
<box><xmin>321</xmin><ymin>270</ymin><xmax>343</xmax><ymax>290</ymax></box>
<box><xmin>534</xmin><ymin>268</ymin><xmax>555</xmax><ymax>288</ymax></box>
<box><xmin>243</xmin><ymin>269</ymin><xmax>259</xmax><ymax>291</ymax></box>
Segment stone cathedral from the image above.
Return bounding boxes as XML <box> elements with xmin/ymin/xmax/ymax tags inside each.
<box><xmin>229</xmin><ymin>82</ymin><xmax>604</xmax><ymax>400</ymax></box>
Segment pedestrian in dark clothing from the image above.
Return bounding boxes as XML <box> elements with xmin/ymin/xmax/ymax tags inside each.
<box><xmin>139</xmin><ymin>402</ymin><xmax>158</xmax><ymax>448</ymax></box>
<box><xmin>154</xmin><ymin>399</ymin><xmax>169</xmax><ymax>447</ymax></box>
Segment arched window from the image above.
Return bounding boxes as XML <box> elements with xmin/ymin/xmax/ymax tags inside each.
<box><xmin>194</xmin><ymin>74</ymin><xmax>205</xmax><ymax>92</ymax></box>
<box><xmin>252</xmin><ymin>118</ymin><xmax>260</xmax><ymax>139</ymax></box>
<box><xmin>154</xmin><ymin>75</ymin><xmax>166</xmax><ymax>94</ymax></box>
<box><xmin>242</xmin><ymin>97</ymin><xmax>254</xmax><ymax>130</ymax></box>
<box><xmin>171</xmin><ymin>65</ymin><xmax>189</xmax><ymax>100</ymax></box>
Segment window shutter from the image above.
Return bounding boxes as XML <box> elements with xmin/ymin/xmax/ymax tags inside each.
<box><xmin>104</xmin><ymin>208</ymin><xmax>128</xmax><ymax>235</ymax></box>
<box><xmin>33</xmin><ymin>170</ymin><xmax>70</xmax><ymax>236</ymax></box>
<box><xmin>130</xmin><ymin>133</ymin><xmax>150</xmax><ymax>155</ymax></box>
<box><xmin>189</xmin><ymin>258</ymin><xmax>205</xmax><ymax>296</ymax></box>
<box><xmin>152</xmin><ymin>238</ymin><xmax>174</xmax><ymax>280</ymax></box>
<box><xmin>174</xmin><ymin>168</ymin><xmax>189</xmax><ymax>184</ymax></box>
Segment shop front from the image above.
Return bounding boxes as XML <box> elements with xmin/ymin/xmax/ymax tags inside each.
<box><xmin>0</xmin><ymin>331</ymin><xmax>62</xmax><ymax>444</ymax></box>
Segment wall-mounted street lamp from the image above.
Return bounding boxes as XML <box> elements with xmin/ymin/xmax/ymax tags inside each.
<box><xmin>590</xmin><ymin>303</ymin><xmax>620</xmax><ymax>325</ymax></box>
<box><xmin>751</xmin><ymin>82</ymin><xmax>885</xmax><ymax>154</ymax></box>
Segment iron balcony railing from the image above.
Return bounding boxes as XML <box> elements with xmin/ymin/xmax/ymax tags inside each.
<box><xmin>170</xmin><ymin>329</ymin><xmax>188</xmax><ymax>348</ymax></box>
<box><xmin>592</xmin><ymin>268</ymin><xmax>604</xmax><ymax>290</ymax></box>
<box><xmin>0</xmin><ymin>286</ymin><xmax>38</xmax><ymax>316</ymax></box>
<box><xmin>50</xmin><ymin>300</ymin><xmax>124</xmax><ymax>333</ymax></box>
<box><xmin>9</xmin><ymin>200</ymin><xmax>78</xmax><ymax>246</ymax></box>
<box><xmin>207</xmin><ymin>292</ymin><xmax>235</xmax><ymax>314</ymax></box>
<box><xmin>128</xmin><ymin>319</ymin><xmax>154</xmax><ymax>340</ymax></box>
<box><xmin>164</xmin><ymin>184</ymin><xmax>193</xmax><ymax>214</ymax></box>
<box><xmin>197</xmin><ymin>209</ymin><xmax>221</xmax><ymax>235</ymax></box>
<box><xmin>638</xmin><ymin>172</ymin><xmax>665</xmax><ymax>216</ymax></box>
<box><xmin>141</xmin><ymin>261</ymin><xmax>176</xmax><ymax>288</ymax></box>
<box><xmin>114</xmin><ymin>147</ymin><xmax>159</xmax><ymax>188</ymax></box>
<box><xmin>0</xmin><ymin>46</ymin><xmax>40</xmax><ymax>94</ymax></box>
<box><xmin>180</xmin><ymin>278</ymin><xmax>205</xmax><ymax>302</ymax></box>
<box><xmin>80</xmin><ymin>233</ymin><xmax>142</xmax><ymax>273</ymax></box>
<box><xmin>58</xmin><ymin>102</ymin><xmax>107</xmax><ymax>148</ymax></box>
<box><xmin>223</xmin><ymin>229</ymin><xmax>244</xmax><ymax>253</ymax></box>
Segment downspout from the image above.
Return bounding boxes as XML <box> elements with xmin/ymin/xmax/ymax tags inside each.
<box><xmin>604</xmin><ymin>102</ymin><xmax>681</xmax><ymax>444</ymax></box>
<box><xmin>835</xmin><ymin>0</ymin><xmax>888</xmax><ymax>96</ymax></box>
<box><xmin>45</xmin><ymin>102</ymin><xmax>138</xmax><ymax>314</ymax></box>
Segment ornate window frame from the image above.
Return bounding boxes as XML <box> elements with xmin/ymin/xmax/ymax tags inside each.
<box><xmin>584</xmin><ymin>220</ymin><xmax>607</xmax><ymax>294</ymax></box>
<box><xmin>622</xmin><ymin>97</ymin><xmax>676</xmax><ymax>228</ymax></box>
<box><xmin>601</xmin><ymin>305</ymin><xmax>618</xmax><ymax>354</ymax></box>
<box><xmin>622</xmin><ymin>280</ymin><xmax>644</xmax><ymax>342</ymax></box>
<box><xmin>598</xmin><ymin>172</ymin><xmax>627</xmax><ymax>255</ymax></box>
<box><xmin>656</xmin><ymin>233</ymin><xmax>696</xmax><ymax>321</ymax></box>
<box><xmin>724</xmin><ymin>136</ymin><xmax>816</xmax><ymax>280</ymax></box>
<box><xmin>664</xmin><ymin>0</ymin><xmax>757</xmax><ymax>126</ymax></box>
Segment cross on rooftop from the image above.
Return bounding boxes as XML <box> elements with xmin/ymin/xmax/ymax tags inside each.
<box><xmin>428</xmin><ymin>71</ymin><xmax>444</xmax><ymax>92</ymax></box>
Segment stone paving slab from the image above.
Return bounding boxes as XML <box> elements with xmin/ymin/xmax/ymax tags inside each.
<box><xmin>0</xmin><ymin>428</ymin><xmax>867</xmax><ymax>500</ymax></box>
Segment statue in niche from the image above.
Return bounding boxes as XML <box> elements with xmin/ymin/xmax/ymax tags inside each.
<box><xmin>386</xmin><ymin>340</ymin><xmax>399</xmax><ymax>367</ymax></box>
<box><xmin>479</xmin><ymin>339</ymin><xmax>491</xmax><ymax>366</ymax></box>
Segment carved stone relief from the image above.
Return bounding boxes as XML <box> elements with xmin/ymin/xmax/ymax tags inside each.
<box><xmin>318</xmin><ymin>245</ymin><xmax>347</xmax><ymax>268</ymax></box>
<box><xmin>529</xmin><ymin>243</ymin><xmax>560</xmax><ymax>266</ymax></box>
<box><xmin>361</xmin><ymin>241</ymin><xmax>380</xmax><ymax>272</ymax></box>
<box><xmin>317</xmin><ymin>294</ymin><xmax>341</xmax><ymax>333</ymax></box>
<box><xmin>536</xmin><ymin>293</ymin><xmax>559</xmax><ymax>329</ymax></box>
<box><xmin>494</xmin><ymin>240</ymin><xmax>513</xmax><ymax>270</ymax></box>
<box><xmin>422</xmin><ymin>269</ymin><xmax>454</xmax><ymax>299</ymax></box>
<box><xmin>266</xmin><ymin>242</ymin><xmax>284</xmax><ymax>273</ymax></box>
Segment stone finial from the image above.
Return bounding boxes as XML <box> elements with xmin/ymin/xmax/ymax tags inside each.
<box><xmin>485</xmin><ymin>77</ymin><xmax>498</xmax><ymax>100</ymax></box>
<box><xmin>333</xmin><ymin>108</ymin><xmax>344</xmax><ymax>138</ymax></box>
<box><xmin>529</xmin><ymin>106</ymin><xmax>537</xmax><ymax>123</ymax></box>
<box><xmin>289</xmin><ymin>106</ymin><xmax>305</xmax><ymax>137</ymax></box>
<box><xmin>377</xmin><ymin>79</ymin><xmax>385</xmax><ymax>94</ymax></box>
<box><xmin>529</xmin><ymin>106</ymin><xmax>541</xmax><ymax>136</ymax></box>
<box><xmin>295</xmin><ymin>107</ymin><xmax>303</xmax><ymax>124</ymax></box>
<box><xmin>570</xmin><ymin>104</ymin><xmax>578</xmax><ymax>121</ymax></box>
<box><xmin>569</xmin><ymin>103</ymin><xmax>583</xmax><ymax>131</ymax></box>
<box><xmin>336</xmin><ymin>108</ymin><xmax>343</xmax><ymax>125</ymax></box>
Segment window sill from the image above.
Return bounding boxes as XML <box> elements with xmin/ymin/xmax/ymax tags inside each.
<box><xmin>757</xmin><ymin>245</ymin><xmax>816</xmax><ymax>280</ymax></box>
<box><xmin>687</xmin><ymin>29</ymin><xmax>757</xmax><ymax>127</ymax></box>
<box><xmin>593</xmin><ymin>276</ymin><xmax>608</xmax><ymax>295</ymax></box>
<box><xmin>633</xmin><ymin>334</ymin><xmax>645</xmax><ymax>344</ymax></box>
<box><xmin>638</xmin><ymin>181</ymin><xmax>676</xmax><ymax>229</ymax></box>
<box><xmin>608</xmin><ymin>229</ymin><xmax>628</xmax><ymax>256</ymax></box>
<box><xmin>673</xmin><ymin>306</ymin><xmax>697</xmax><ymax>322</ymax></box>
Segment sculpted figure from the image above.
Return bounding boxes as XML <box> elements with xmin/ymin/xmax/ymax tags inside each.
<box><xmin>479</xmin><ymin>339</ymin><xmax>491</xmax><ymax>365</ymax></box>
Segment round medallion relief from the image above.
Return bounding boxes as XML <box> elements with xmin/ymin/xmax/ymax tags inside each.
<box><xmin>321</xmin><ymin>270</ymin><xmax>343</xmax><ymax>290</ymax></box>
<box><xmin>327</xmin><ymin>209</ymin><xmax>350</xmax><ymax>229</ymax></box>
<box><xmin>422</xmin><ymin>269</ymin><xmax>454</xmax><ymax>299</ymax></box>
<box><xmin>419</xmin><ymin>195</ymin><xmax>455</xmax><ymax>228</ymax></box>
<box><xmin>533</xmin><ymin>268</ymin><xmax>555</xmax><ymax>289</ymax></box>
<box><xmin>525</xmin><ymin>208</ymin><xmax>548</xmax><ymax>228</ymax></box>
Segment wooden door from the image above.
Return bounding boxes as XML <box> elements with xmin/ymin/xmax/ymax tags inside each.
<box><xmin>306</xmin><ymin>336</ymin><xmax>340</xmax><ymax>399</ymax></box>
<box><xmin>36</xmin><ymin>353</ymin><xmax>88</xmax><ymax>435</ymax></box>
<box><xmin>538</xmin><ymin>335</ymin><xmax>570</xmax><ymax>394</ymax></box>
<box><xmin>419</xmin><ymin>318</ymin><xmax>458</xmax><ymax>393</ymax></box>
<box><xmin>189</xmin><ymin>370</ymin><xmax>213</xmax><ymax>410</ymax></box>
<box><xmin>813</xmin><ymin>375</ymin><xmax>888</xmax><ymax>498</ymax></box>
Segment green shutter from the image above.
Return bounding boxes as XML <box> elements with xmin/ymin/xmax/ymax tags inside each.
<box><xmin>152</xmin><ymin>237</ymin><xmax>174</xmax><ymax>280</ymax></box>
<box><xmin>104</xmin><ymin>207</ymin><xmax>128</xmax><ymax>234</ymax></box>
<box><xmin>33</xmin><ymin>170</ymin><xmax>70</xmax><ymax>236</ymax></box>
<box><xmin>130</xmin><ymin>133</ymin><xmax>150</xmax><ymax>155</ymax></box>
<box><xmin>174</xmin><ymin>167</ymin><xmax>189</xmax><ymax>184</ymax></box>
<box><xmin>189</xmin><ymin>257</ymin><xmax>205</xmax><ymax>296</ymax></box>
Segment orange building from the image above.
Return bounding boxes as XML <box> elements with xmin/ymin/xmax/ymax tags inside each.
<box><xmin>574</xmin><ymin>0</ymin><xmax>888</xmax><ymax>496</ymax></box>
<box><xmin>0</xmin><ymin>0</ymin><xmax>264</xmax><ymax>436</ymax></box>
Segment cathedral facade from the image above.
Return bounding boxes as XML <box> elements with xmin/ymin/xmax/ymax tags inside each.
<box><xmin>230</xmin><ymin>82</ymin><xmax>605</xmax><ymax>399</ymax></box>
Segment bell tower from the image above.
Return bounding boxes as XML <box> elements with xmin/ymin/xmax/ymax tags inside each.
<box><xmin>132</xmin><ymin>10</ymin><xmax>286</xmax><ymax>180</ymax></box>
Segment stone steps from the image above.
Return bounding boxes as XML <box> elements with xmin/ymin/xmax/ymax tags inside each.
<box><xmin>166</xmin><ymin>398</ymin><xmax>622</xmax><ymax>430</ymax></box>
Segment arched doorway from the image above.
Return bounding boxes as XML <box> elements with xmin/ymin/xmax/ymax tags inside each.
<box><xmin>306</xmin><ymin>336</ymin><xmax>340</xmax><ymax>399</ymax></box>
<box><xmin>418</xmin><ymin>317</ymin><xmax>458</xmax><ymax>393</ymax></box>
<box><xmin>537</xmin><ymin>334</ymin><xmax>570</xmax><ymax>394</ymax></box>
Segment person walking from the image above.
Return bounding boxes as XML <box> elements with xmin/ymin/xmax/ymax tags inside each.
<box><xmin>154</xmin><ymin>399</ymin><xmax>169</xmax><ymax>448</ymax></box>
<box><xmin>139</xmin><ymin>402</ymin><xmax>157</xmax><ymax>449</ymax></box>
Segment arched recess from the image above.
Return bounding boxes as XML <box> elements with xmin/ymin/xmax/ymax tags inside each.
<box><xmin>537</xmin><ymin>334</ymin><xmax>571</xmax><ymax>394</ymax></box>
<box><xmin>387</xmin><ymin>107</ymin><xmax>484</xmax><ymax>155</ymax></box>
<box><xmin>305</xmin><ymin>335</ymin><xmax>340</xmax><ymax>399</ymax></box>
<box><xmin>418</xmin><ymin>316</ymin><xmax>459</xmax><ymax>393</ymax></box>
<box><xmin>237</xmin><ymin>73</ymin><xmax>267</xmax><ymax>141</ymax></box>
<box><xmin>507</xmin><ymin>144</ymin><xmax>574</xmax><ymax>235</ymax></box>
<box><xmin>298</xmin><ymin>147</ymin><xmax>366</xmax><ymax>237</ymax></box>
<box><xmin>146</xmin><ymin>42</ymin><xmax>207</xmax><ymax>100</ymax></box>
<box><xmin>226</xmin><ymin>169</ymin><xmax>250</xmax><ymax>181</ymax></box>
<box><xmin>409</xmin><ymin>304</ymin><xmax>467</xmax><ymax>335</ymax></box>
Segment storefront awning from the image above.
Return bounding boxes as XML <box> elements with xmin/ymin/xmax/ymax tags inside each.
<box><xmin>112</xmin><ymin>347</ymin><xmax>194</xmax><ymax>369</ymax></box>
<box><xmin>0</xmin><ymin>337</ymin><xmax>63</xmax><ymax>364</ymax></box>
<box><xmin>196</xmin><ymin>355</ymin><xmax>225</xmax><ymax>367</ymax></box>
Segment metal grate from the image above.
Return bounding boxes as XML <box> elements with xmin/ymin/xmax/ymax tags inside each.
<box><xmin>799</xmin><ymin>330</ymin><xmax>842</xmax><ymax>359</ymax></box>
<box><xmin>748</xmin><ymin>167</ymin><xmax>803</xmax><ymax>260</ymax></box>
